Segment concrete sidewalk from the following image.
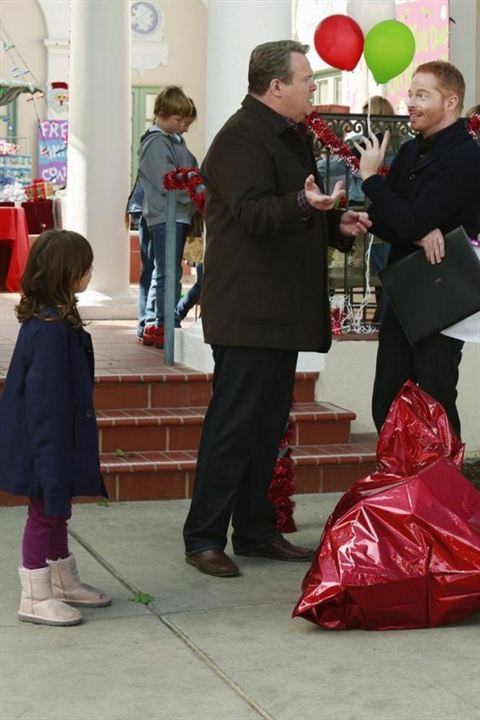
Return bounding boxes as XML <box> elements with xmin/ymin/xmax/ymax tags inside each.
<box><xmin>0</xmin><ymin>494</ymin><xmax>479</xmax><ymax>720</ymax></box>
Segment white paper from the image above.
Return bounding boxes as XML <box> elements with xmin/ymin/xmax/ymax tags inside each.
<box><xmin>441</xmin><ymin>245</ymin><xmax>480</xmax><ymax>343</ymax></box>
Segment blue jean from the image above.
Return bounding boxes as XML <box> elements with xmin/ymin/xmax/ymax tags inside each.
<box><xmin>176</xmin><ymin>263</ymin><xmax>203</xmax><ymax>320</ymax></box>
<box><xmin>137</xmin><ymin>216</ymin><xmax>154</xmax><ymax>337</ymax></box>
<box><xmin>144</xmin><ymin>222</ymin><xmax>188</xmax><ymax>327</ymax></box>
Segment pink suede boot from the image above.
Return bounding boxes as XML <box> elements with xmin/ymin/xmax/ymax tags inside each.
<box><xmin>48</xmin><ymin>554</ymin><xmax>111</xmax><ymax>607</ymax></box>
<box><xmin>18</xmin><ymin>566</ymin><xmax>82</xmax><ymax>626</ymax></box>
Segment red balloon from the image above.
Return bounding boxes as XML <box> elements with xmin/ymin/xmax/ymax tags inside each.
<box><xmin>314</xmin><ymin>14</ymin><xmax>364</xmax><ymax>71</ymax></box>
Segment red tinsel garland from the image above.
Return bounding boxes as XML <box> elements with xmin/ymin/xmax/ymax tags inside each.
<box><xmin>330</xmin><ymin>307</ymin><xmax>345</xmax><ymax>336</ymax></box>
<box><xmin>164</xmin><ymin>112</ymin><xmax>402</xmax><ymax>216</ymax></box>
<box><xmin>306</xmin><ymin>111</ymin><xmax>390</xmax><ymax>176</ymax></box>
<box><xmin>268</xmin><ymin>405</ymin><xmax>297</xmax><ymax>533</ymax></box>
<box><xmin>467</xmin><ymin>113</ymin><xmax>480</xmax><ymax>139</ymax></box>
<box><xmin>163</xmin><ymin>166</ymin><xmax>205</xmax><ymax>214</ymax></box>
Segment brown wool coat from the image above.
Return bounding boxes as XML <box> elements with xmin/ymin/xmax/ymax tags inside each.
<box><xmin>200</xmin><ymin>94</ymin><xmax>352</xmax><ymax>352</ymax></box>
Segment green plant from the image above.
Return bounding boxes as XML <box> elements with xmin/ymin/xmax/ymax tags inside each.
<box><xmin>115</xmin><ymin>448</ymin><xmax>138</xmax><ymax>458</ymax></box>
<box><xmin>129</xmin><ymin>591</ymin><xmax>155</xmax><ymax>605</ymax></box>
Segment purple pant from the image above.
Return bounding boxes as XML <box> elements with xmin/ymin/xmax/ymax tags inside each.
<box><xmin>22</xmin><ymin>497</ymin><xmax>71</xmax><ymax>569</ymax></box>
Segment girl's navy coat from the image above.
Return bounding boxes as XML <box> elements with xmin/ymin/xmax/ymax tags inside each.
<box><xmin>0</xmin><ymin>313</ymin><xmax>106</xmax><ymax>515</ymax></box>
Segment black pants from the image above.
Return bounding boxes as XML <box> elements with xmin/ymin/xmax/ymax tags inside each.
<box><xmin>372</xmin><ymin>305</ymin><xmax>464</xmax><ymax>437</ymax></box>
<box><xmin>183</xmin><ymin>345</ymin><xmax>298</xmax><ymax>555</ymax></box>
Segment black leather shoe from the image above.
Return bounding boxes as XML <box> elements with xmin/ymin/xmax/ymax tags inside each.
<box><xmin>185</xmin><ymin>549</ymin><xmax>240</xmax><ymax>577</ymax></box>
<box><xmin>236</xmin><ymin>536</ymin><xmax>315</xmax><ymax>562</ymax></box>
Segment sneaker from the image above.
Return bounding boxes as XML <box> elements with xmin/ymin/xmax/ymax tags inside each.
<box><xmin>154</xmin><ymin>326</ymin><xmax>164</xmax><ymax>349</ymax></box>
<box><xmin>142</xmin><ymin>325</ymin><xmax>156</xmax><ymax>346</ymax></box>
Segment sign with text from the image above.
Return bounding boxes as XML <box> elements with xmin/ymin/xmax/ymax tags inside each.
<box><xmin>387</xmin><ymin>1</ymin><xmax>449</xmax><ymax>113</ymax></box>
<box><xmin>38</xmin><ymin>120</ymin><xmax>68</xmax><ymax>186</ymax></box>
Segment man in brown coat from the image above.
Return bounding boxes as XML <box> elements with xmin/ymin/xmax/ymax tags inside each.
<box><xmin>183</xmin><ymin>40</ymin><xmax>371</xmax><ymax>577</ymax></box>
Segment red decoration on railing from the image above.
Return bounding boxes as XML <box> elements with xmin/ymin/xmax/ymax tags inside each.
<box><xmin>163</xmin><ymin>166</ymin><xmax>205</xmax><ymax>215</ymax></box>
<box><xmin>306</xmin><ymin>111</ymin><xmax>390</xmax><ymax>176</ymax></box>
<box><xmin>330</xmin><ymin>307</ymin><xmax>345</xmax><ymax>336</ymax></box>
<box><xmin>268</xmin><ymin>406</ymin><xmax>297</xmax><ymax>534</ymax></box>
<box><xmin>467</xmin><ymin>113</ymin><xmax>480</xmax><ymax>139</ymax></box>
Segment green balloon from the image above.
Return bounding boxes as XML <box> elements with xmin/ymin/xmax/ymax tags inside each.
<box><xmin>364</xmin><ymin>20</ymin><xmax>416</xmax><ymax>84</ymax></box>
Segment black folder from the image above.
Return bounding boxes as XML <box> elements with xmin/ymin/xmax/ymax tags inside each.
<box><xmin>379</xmin><ymin>226</ymin><xmax>480</xmax><ymax>345</ymax></box>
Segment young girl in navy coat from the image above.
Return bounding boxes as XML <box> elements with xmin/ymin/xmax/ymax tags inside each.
<box><xmin>0</xmin><ymin>229</ymin><xmax>111</xmax><ymax>626</ymax></box>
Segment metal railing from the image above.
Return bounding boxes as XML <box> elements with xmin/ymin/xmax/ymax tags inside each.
<box><xmin>163</xmin><ymin>189</ymin><xmax>177</xmax><ymax>365</ymax></box>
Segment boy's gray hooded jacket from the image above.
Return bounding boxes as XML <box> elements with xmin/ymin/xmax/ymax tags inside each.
<box><xmin>138</xmin><ymin>126</ymin><xmax>197</xmax><ymax>227</ymax></box>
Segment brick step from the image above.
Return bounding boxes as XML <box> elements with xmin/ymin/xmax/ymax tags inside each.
<box><xmin>92</xmin><ymin>370</ymin><xmax>318</xmax><ymax>410</ymax></box>
<box><xmin>97</xmin><ymin>437</ymin><xmax>377</xmax><ymax>503</ymax></box>
<box><xmin>97</xmin><ymin>401</ymin><xmax>356</xmax><ymax>453</ymax></box>
<box><xmin>0</xmin><ymin>439</ymin><xmax>377</xmax><ymax>507</ymax></box>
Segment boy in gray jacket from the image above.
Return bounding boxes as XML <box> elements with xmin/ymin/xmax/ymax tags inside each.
<box><xmin>138</xmin><ymin>86</ymin><xmax>197</xmax><ymax>347</ymax></box>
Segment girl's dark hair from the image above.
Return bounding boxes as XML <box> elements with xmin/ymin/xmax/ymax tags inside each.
<box><xmin>16</xmin><ymin>229</ymin><xmax>93</xmax><ymax>327</ymax></box>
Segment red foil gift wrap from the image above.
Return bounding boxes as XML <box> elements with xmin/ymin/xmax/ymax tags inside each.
<box><xmin>376</xmin><ymin>380</ymin><xmax>464</xmax><ymax>477</ymax></box>
<box><xmin>292</xmin><ymin>381</ymin><xmax>480</xmax><ymax>630</ymax></box>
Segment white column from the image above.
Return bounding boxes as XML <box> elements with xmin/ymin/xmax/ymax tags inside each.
<box><xmin>204</xmin><ymin>0</ymin><xmax>292</xmax><ymax>147</ymax></box>
<box><xmin>177</xmin><ymin>0</ymin><xmax>325</xmax><ymax>374</ymax></box>
<box><xmin>66</xmin><ymin>0</ymin><xmax>136</xmax><ymax>318</ymax></box>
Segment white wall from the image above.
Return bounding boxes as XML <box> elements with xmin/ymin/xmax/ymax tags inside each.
<box><xmin>449</xmin><ymin>0</ymin><xmax>478</xmax><ymax>112</ymax></box>
<box><xmin>315</xmin><ymin>340</ymin><xmax>480</xmax><ymax>456</ymax></box>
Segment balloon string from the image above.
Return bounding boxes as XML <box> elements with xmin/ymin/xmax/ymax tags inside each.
<box><xmin>331</xmin><ymin>234</ymin><xmax>376</xmax><ymax>336</ymax></box>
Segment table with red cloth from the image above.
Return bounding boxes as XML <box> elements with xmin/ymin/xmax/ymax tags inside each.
<box><xmin>0</xmin><ymin>207</ymin><xmax>30</xmax><ymax>292</ymax></box>
<box><xmin>21</xmin><ymin>199</ymin><xmax>54</xmax><ymax>234</ymax></box>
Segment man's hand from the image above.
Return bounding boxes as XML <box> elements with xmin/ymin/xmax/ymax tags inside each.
<box><xmin>353</xmin><ymin>130</ymin><xmax>390</xmax><ymax>181</ymax></box>
<box><xmin>339</xmin><ymin>209</ymin><xmax>372</xmax><ymax>238</ymax></box>
<box><xmin>415</xmin><ymin>228</ymin><xmax>445</xmax><ymax>264</ymax></box>
<box><xmin>304</xmin><ymin>175</ymin><xmax>345</xmax><ymax>210</ymax></box>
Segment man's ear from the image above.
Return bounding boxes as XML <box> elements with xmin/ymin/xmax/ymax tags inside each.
<box><xmin>269</xmin><ymin>78</ymin><xmax>283</xmax><ymax>98</ymax></box>
<box><xmin>446</xmin><ymin>94</ymin><xmax>459</xmax><ymax>113</ymax></box>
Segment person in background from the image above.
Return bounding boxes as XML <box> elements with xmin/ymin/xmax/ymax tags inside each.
<box><xmin>0</xmin><ymin>229</ymin><xmax>111</xmax><ymax>627</ymax></box>
<box><xmin>176</xmin><ymin>261</ymin><xmax>203</xmax><ymax>324</ymax></box>
<box><xmin>183</xmin><ymin>40</ymin><xmax>371</xmax><ymax>578</ymax></box>
<box><xmin>126</xmin><ymin>178</ymin><xmax>144</xmax><ymax>232</ymax></box>
<box><xmin>355</xmin><ymin>61</ymin><xmax>480</xmax><ymax>437</ymax></box>
<box><xmin>137</xmin><ymin>86</ymin><xmax>197</xmax><ymax>348</ymax></box>
<box><xmin>173</xmin><ymin>99</ymin><xmax>203</xmax><ymax>325</ymax></box>
<box><xmin>126</xmin><ymin>169</ymin><xmax>153</xmax><ymax>341</ymax></box>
